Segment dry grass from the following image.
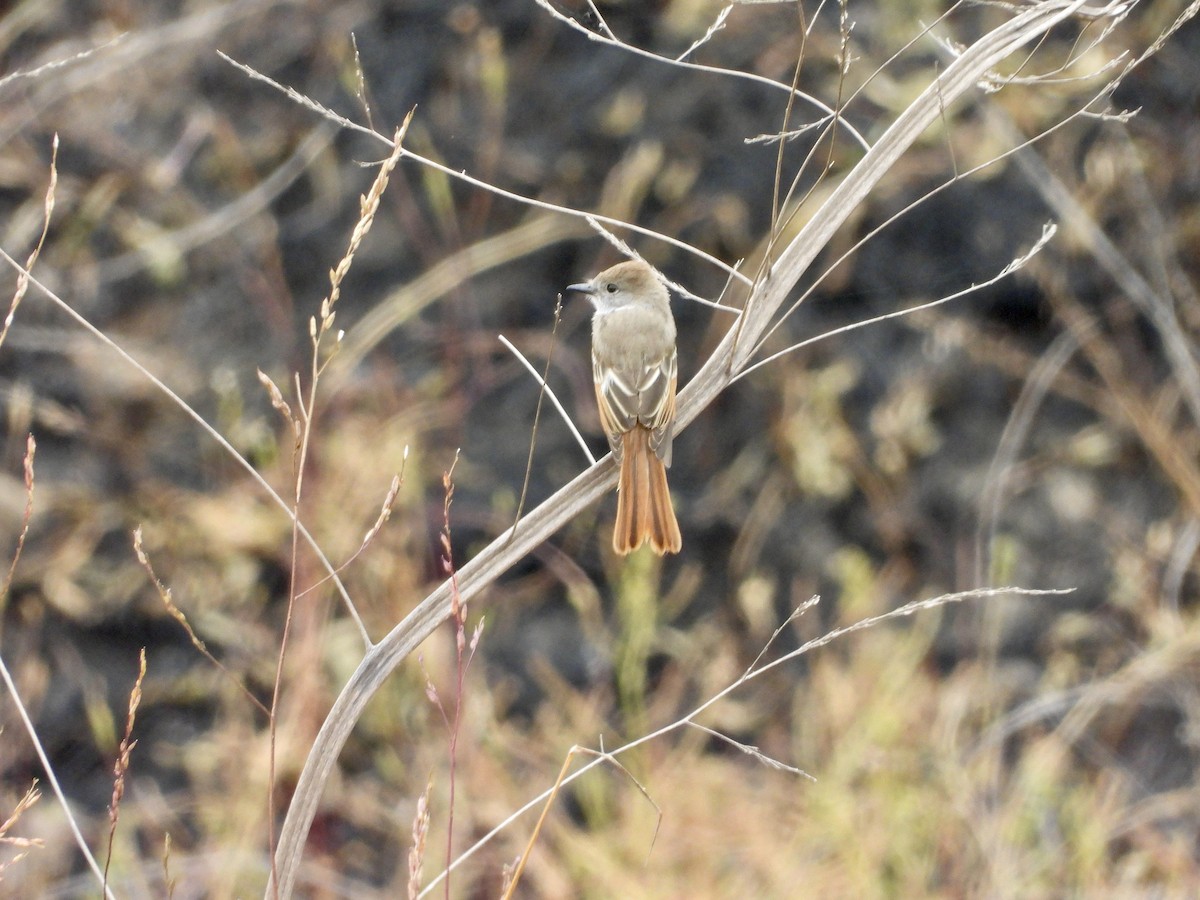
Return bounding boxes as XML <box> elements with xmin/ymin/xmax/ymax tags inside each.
<box><xmin>0</xmin><ymin>0</ymin><xmax>1199</xmax><ymax>897</ymax></box>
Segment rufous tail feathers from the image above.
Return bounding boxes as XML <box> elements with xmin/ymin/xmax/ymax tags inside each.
<box><xmin>614</xmin><ymin>427</ymin><xmax>681</xmax><ymax>555</ymax></box>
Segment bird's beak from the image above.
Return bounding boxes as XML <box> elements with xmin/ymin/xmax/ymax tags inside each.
<box><xmin>565</xmin><ymin>281</ymin><xmax>596</xmax><ymax>296</ymax></box>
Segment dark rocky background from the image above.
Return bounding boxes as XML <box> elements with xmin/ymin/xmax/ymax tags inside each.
<box><xmin>1</xmin><ymin>0</ymin><xmax>1199</xmax><ymax>895</ymax></box>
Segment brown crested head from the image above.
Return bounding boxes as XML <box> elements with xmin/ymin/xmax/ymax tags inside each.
<box><xmin>593</xmin><ymin>259</ymin><xmax>660</xmax><ymax>294</ymax></box>
<box><xmin>572</xmin><ymin>259</ymin><xmax>669</xmax><ymax>313</ymax></box>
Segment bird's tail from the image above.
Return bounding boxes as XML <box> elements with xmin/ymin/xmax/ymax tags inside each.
<box><xmin>614</xmin><ymin>427</ymin><xmax>681</xmax><ymax>555</ymax></box>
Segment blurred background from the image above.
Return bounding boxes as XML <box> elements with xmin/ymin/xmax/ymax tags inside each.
<box><xmin>1</xmin><ymin>0</ymin><xmax>1199</xmax><ymax>895</ymax></box>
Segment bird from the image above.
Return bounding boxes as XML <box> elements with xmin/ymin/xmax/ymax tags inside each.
<box><xmin>566</xmin><ymin>260</ymin><xmax>682</xmax><ymax>555</ymax></box>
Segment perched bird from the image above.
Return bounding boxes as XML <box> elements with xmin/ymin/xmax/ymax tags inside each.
<box><xmin>566</xmin><ymin>260</ymin><xmax>682</xmax><ymax>555</ymax></box>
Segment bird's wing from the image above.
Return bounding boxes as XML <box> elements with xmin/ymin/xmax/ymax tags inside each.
<box><xmin>593</xmin><ymin>347</ymin><xmax>677</xmax><ymax>464</ymax></box>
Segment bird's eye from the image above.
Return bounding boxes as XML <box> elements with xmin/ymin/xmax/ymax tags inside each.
<box><xmin>605</xmin><ymin>283</ymin><xmax>617</xmax><ymax>293</ymax></box>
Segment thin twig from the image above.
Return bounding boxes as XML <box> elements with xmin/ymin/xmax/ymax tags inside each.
<box><xmin>0</xmin><ymin>436</ymin><xmax>36</xmax><ymax>609</ymax></box>
<box><xmin>294</xmin><ymin>464</ymin><xmax>408</xmax><ymax>601</ymax></box>
<box><xmin>0</xmin><ymin>34</ymin><xmax>127</xmax><ymax>92</ymax></box>
<box><xmin>686</xmin><ymin>722</ymin><xmax>812</xmax><ymax>777</ymax></box>
<box><xmin>499</xmin><ymin>744</ymin><xmax>661</xmax><ymax>899</ymax></box>
<box><xmin>499</xmin><ymin>334</ymin><xmax>595</xmax><ymax>465</ymax></box>
<box><xmin>133</xmin><ymin>528</ymin><xmax>270</xmax><ymax>717</ymax></box>
<box><xmin>744</xmin><ymin>64</ymin><xmax>1120</xmax><ymax>364</ymax></box>
<box><xmin>676</xmin><ymin>5</ymin><xmax>733</xmax><ymax>62</ymax></box>
<box><xmin>437</xmin><ymin>452</ymin><xmax>484</xmax><ymax>899</ymax></box>
<box><xmin>218</xmin><ymin>52</ymin><xmax>748</xmax><ymax>287</ymax></box>
<box><xmin>103</xmin><ymin>649</ymin><xmax>147</xmax><ymax>892</ymax></box>
<box><xmin>532</xmin><ymin>0</ymin><xmax>871</xmax><ymax>152</ymax></box>
<box><xmin>510</xmin><ymin>297</ymin><xmax>568</xmax><ymax>543</ymax></box>
<box><xmin>735</xmin><ymin>223</ymin><xmax>1058</xmax><ymax>382</ymax></box>
<box><xmin>584</xmin><ymin>217</ymin><xmax>741</xmax><ymax>312</ymax></box>
<box><xmin>0</xmin><ymin>135</ymin><xmax>56</xmax><ymax>353</ymax></box>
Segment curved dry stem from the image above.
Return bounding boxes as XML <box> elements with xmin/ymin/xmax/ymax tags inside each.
<box><xmin>269</xmin><ymin>3</ymin><xmax>1119</xmax><ymax>895</ymax></box>
<box><xmin>974</xmin><ymin>329</ymin><xmax>1083</xmax><ymax>586</ymax></box>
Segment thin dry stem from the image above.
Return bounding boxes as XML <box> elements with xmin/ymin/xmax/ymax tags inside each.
<box><xmin>499</xmin><ymin>335</ymin><xmax>595</xmax><ymax>465</ymax></box>
<box><xmin>583</xmin><ymin>217</ymin><xmax>740</xmax><ymax>312</ymax></box>
<box><xmin>676</xmin><ymin>5</ymin><xmax>732</xmax><ymax>62</ymax></box>
<box><xmin>436</xmin><ymin>451</ymin><xmax>484</xmax><ymax>899</ymax></box>
<box><xmin>0</xmin><ymin>436</ymin><xmax>36</xmax><ymax>615</ymax></box>
<box><xmin>510</xmin><ymin>297</ymin><xmax>565</xmax><ymax>540</ymax></box>
<box><xmin>103</xmin><ymin>648</ymin><xmax>147</xmax><ymax>892</ymax></box>
<box><xmin>0</xmin><ymin>34</ymin><xmax>127</xmax><ymax>92</ymax></box>
<box><xmin>407</xmin><ymin>783</ymin><xmax>431</xmax><ymax>899</ymax></box>
<box><xmin>0</xmin><ymin>780</ymin><xmax>43</xmax><ymax>878</ymax></box>
<box><xmin>133</xmin><ymin>528</ymin><xmax>270</xmax><ymax>716</ymax></box>
<box><xmin>294</xmin><ymin>461</ymin><xmax>408</xmax><ymax>602</ymax></box>
<box><xmin>744</xmin><ymin>56</ymin><xmax>1122</xmax><ymax>365</ymax></box>
<box><xmin>0</xmin><ymin>135</ymin><xmax>56</xmax><ymax>353</ymax></box>
<box><xmin>686</xmin><ymin>722</ymin><xmax>812</xmax><ymax>776</ymax></box>
<box><xmin>499</xmin><ymin>745</ymin><xmax>662</xmax><ymax>900</ymax></box>
<box><xmin>532</xmin><ymin>0</ymin><xmax>870</xmax><ymax>152</ymax></box>
<box><xmin>735</xmin><ymin>222</ymin><xmax>1059</xmax><ymax>382</ymax></box>
<box><xmin>219</xmin><ymin>52</ymin><xmax>749</xmax><ymax>288</ymax></box>
<box><xmin>263</xmin><ymin>112</ymin><xmax>412</xmax><ymax>895</ymax></box>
